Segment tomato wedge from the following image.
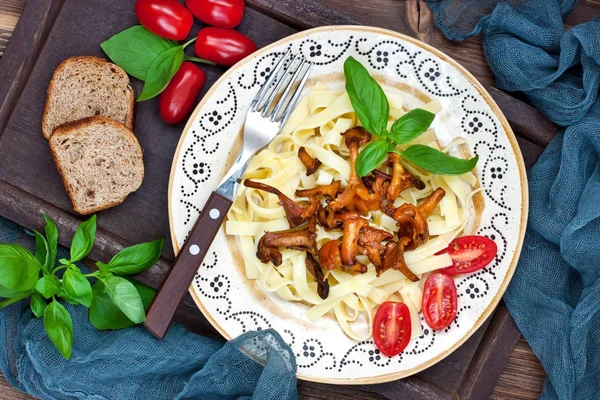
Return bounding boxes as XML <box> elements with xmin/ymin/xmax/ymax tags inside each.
<box><xmin>373</xmin><ymin>302</ymin><xmax>411</xmax><ymax>357</ymax></box>
<box><xmin>422</xmin><ymin>273</ymin><xmax>457</xmax><ymax>330</ymax></box>
<box><xmin>438</xmin><ymin>235</ymin><xmax>498</xmax><ymax>275</ymax></box>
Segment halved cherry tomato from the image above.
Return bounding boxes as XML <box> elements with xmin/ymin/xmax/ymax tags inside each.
<box><xmin>135</xmin><ymin>0</ymin><xmax>194</xmax><ymax>41</ymax></box>
<box><xmin>158</xmin><ymin>62</ymin><xmax>206</xmax><ymax>124</ymax></box>
<box><xmin>422</xmin><ymin>272</ymin><xmax>457</xmax><ymax>330</ymax></box>
<box><xmin>372</xmin><ymin>302</ymin><xmax>411</xmax><ymax>357</ymax></box>
<box><xmin>195</xmin><ymin>27</ymin><xmax>257</xmax><ymax>66</ymax></box>
<box><xmin>185</xmin><ymin>0</ymin><xmax>245</xmax><ymax>29</ymax></box>
<box><xmin>438</xmin><ymin>235</ymin><xmax>498</xmax><ymax>275</ymax></box>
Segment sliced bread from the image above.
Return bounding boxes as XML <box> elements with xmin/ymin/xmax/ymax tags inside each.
<box><xmin>49</xmin><ymin>116</ymin><xmax>144</xmax><ymax>215</ymax></box>
<box><xmin>42</xmin><ymin>56</ymin><xmax>135</xmax><ymax>139</ymax></box>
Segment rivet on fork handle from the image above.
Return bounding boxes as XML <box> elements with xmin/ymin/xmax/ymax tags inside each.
<box><xmin>144</xmin><ymin>191</ymin><xmax>232</xmax><ymax>339</ymax></box>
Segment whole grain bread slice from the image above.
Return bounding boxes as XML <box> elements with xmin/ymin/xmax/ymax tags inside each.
<box><xmin>42</xmin><ymin>56</ymin><xmax>135</xmax><ymax>139</ymax></box>
<box><xmin>49</xmin><ymin>116</ymin><xmax>144</xmax><ymax>215</ymax></box>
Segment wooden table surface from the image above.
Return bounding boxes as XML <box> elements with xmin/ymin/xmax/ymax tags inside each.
<box><xmin>0</xmin><ymin>0</ymin><xmax>556</xmax><ymax>398</ymax></box>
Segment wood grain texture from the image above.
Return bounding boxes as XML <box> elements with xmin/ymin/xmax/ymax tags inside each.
<box><xmin>0</xmin><ymin>0</ymin><xmax>561</xmax><ymax>398</ymax></box>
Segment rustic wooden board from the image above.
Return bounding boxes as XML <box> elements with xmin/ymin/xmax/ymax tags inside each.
<box><xmin>0</xmin><ymin>0</ymin><xmax>583</xmax><ymax>398</ymax></box>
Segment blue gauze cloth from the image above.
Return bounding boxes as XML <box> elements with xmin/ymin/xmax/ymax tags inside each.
<box><xmin>0</xmin><ymin>218</ymin><xmax>298</xmax><ymax>400</ymax></box>
<box><xmin>427</xmin><ymin>0</ymin><xmax>600</xmax><ymax>399</ymax></box>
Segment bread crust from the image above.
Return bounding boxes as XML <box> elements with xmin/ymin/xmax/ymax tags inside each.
<box><xmin>49</xmin><ymin>116</ymin><xmax>144</xmax><ymax>215</ymax></box>
<box><xmin>42</xmin><ymin>56</ymin><xmax>135</xmax><ymax>139</ymax></box>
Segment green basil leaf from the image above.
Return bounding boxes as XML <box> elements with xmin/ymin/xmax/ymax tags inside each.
<box><xmin>343</xmin><ymin>56</ymin><xmax>389</xmax><ymax>136</ymax></box>
<box><xmin>102</xmin><ymin>276</ymin><xmax>145</xmax><ymax>324</ymax></box>
<box><xmin>0</xmin><ymin>284</ymin><xmax>30</xmax><ymax>299</ymax></box>
<box><xmin>89</xmin><ymin>279</ymin><xmax>155</xmax><ymax>330</ymax></box>
<box><xmin>96</xmin><ymin>261</ymin><xmax>110</xmax><ymax>276</ymax></box>
<box><xmin>388</xmin><ymin>109</ymin><xmax>435</xmax><ymax>144</ymax></box>
<box><xmin>0</xmin><ymin>245</ymin><xmax>41</xmax><ymax>291</ymax></box>
<box><xmin>70</xmin><ymin>215</ymin><xmax>97</xmax><ymax>263</ymax></box>
<box><xmin>401</xmin><ymin>145</ymin><xmax>479</xmax><ymax>175</ymax></box>
<box><xmin>35</xmin><ymin>275</ymin><xmax>60</xmax><ymax>299</ymax></box>
<box><xmin>355</xmin><ymin>140</ymin><xmax>392</xmax><ymax>178</ymax></box>
<box><xmin>43</xmin><ymin>215</ymin><xmax>58</xmax><ymax>271</ymax></box>
<box><xmin>58</xmin><ymin>287</ymin><xmax>79</xmax><ymax>305</ymax></box>
<box><xmin>101</xmin><ymin>25</ymin><xmax>177</xmax><ymax>81</ymax></box>
<box><xmin>138</xmin><ymin>46</ymin><xmax>184</xmax><ymax>101</ymax></box>
<box><xmin>107</xmin><ymin>238</ymin><xmax>164</xmax><ymax>276</ymax></box>
<box><xmin>62</xmin><ymin>269</ymin><xmax>93</xmax><ymax>307</ymax></box>
<box><xmin>44</xmin><ymin>300</ymin><xmax>73</xmax><ymax>359</ymax></box>
<box><xmin>34</xmin><ymin>231</ymin><xmax>50</xmax><ymax>274</ymax></box>
<box><xmin>30</xmin><ymin>292</ymin><xmax>47</xmax><ymax>318</ymax></box>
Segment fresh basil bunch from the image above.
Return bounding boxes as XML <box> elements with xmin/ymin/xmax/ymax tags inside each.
<box><xmin>344</xmin><ymin>56</ymin><xmax>479</xmax><ymax>177</ymax></box>
<box><xmin>101</xmin><ymin>26</ymin><xmax>214</xmax><ymax>101</ymax></box>
<box><xmin>0</xmin><ymin>214</ymin><xmax>164</xmax><ymax>359</ymax></box>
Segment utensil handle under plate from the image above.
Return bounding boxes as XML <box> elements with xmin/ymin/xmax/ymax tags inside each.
<box><xmin>144</xmin><ymin>191</ymin><xmax>232</xmax><ymax>339</ymax></box>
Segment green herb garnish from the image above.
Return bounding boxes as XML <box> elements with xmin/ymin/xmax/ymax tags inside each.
<box><xmin>344</xmin><ymin>56</ymin><xmax>478</xmax><ymax>176</ymax></box>
<box><xmin>0</xmin><ymin>214</ymin><xmax>164</xmax><ymax>359</ymax></box>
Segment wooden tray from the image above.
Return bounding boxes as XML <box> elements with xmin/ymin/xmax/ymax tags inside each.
<box><xmin>0</xmin><ymin>0</ymin><xmax>557</xmax><ymax>398</ymax></box>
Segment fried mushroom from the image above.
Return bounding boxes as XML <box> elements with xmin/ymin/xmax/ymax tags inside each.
<box><xmin>337</xmin><ymin>212</ymin><xmax>369</xmax><ymax>267</ymax></box>
<box><xmin>381</xmin><ymin>237</ymin><xmax>419</xmax><ymax>281</ymax></box>
<box><xmin>357</xmin><ymin>226</ymin><xmax>393</xmax><ymax>268</ymax></box>
<box><xmin>393</xmin><ymin>187</ymin><xmax>446</xmax><ymax>250</ymax></box>
<box><xmin>305</xmin><ymin>252</ymin><xmax>329</xmax><ymax>299</ymax></box>
<box><xmin>244</xmin><ymin>179</ymin><xmax>319</xmax><ymax>228</ymax></box>
<box><xmin>295</xmin><ymin>180</ymin><xmax>341</xmax><ymax>199</ymax></box>
<box><xmin>298</xmin><ymin>147</ymin><xmax>322</xmax><ymax>176</ymax></box>
<box><xmin>387</xmin><ymin>153</ymin><xmax>425</xmax><ymax>201</ymax></box>
<box><xmin>318</xmin><ymin>239</ymin><xmax>367</xmax><ymax>273</ymax></box>
<box><xmin>256</xmin><ymin>227</ymin><xmax>318</xmax><ymax>266</ymax></box>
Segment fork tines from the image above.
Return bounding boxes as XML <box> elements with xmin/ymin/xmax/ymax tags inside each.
<box><xmin>251</xmin><ymin>50</ymin><xmax>313</xmax><ymax>126</ymax></box>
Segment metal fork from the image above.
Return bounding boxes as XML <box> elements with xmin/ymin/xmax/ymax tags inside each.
<box><xmin>145</xmin><ymin>51</ymin><xmax>312</xmax><ymax>338</ymax></box>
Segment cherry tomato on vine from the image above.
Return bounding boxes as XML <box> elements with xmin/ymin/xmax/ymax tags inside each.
<box><xmin>438</xmin><ymin>235</ymin><xmax>498</xmax><ymax>275</ymax></box>
<box><xmin>158</xmin><ymin>62</ymin><xmax>206</xmax><ymax>124</ymax></box>
<box><xmin>135</xmin><ymin>0</ymin><xmax>194</xmax><ymax>41</ymax></box>
<box><xmin>185</xmin><ymin>0</ymin><xmax>245</xmax><ymax>29</ymax></box>
<box><xmin>372</xmin><ymin>302</ymin><xmax>412</xmax><ymax>357</ymax></box>
<box><xmin>422</xmin><ymin>273</ymin><xmax>457</xmax><ymax>330</ymax></box>
<box><xmin>195</xmin><ymin>27</ymin><xmax>257</xmax><ymax>66</ymax></box>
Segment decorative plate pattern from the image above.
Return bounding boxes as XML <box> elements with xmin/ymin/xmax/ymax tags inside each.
<box><xmin>168</xmin><ymin>27</ymin><xmax>527</xmax><ymax>384</ymax></box>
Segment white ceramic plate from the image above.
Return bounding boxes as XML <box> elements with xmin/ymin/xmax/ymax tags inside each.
<box><xmin>168</xmin><ymin>26</ymin><xmax>527</xmax><ymax>384</ymax></box>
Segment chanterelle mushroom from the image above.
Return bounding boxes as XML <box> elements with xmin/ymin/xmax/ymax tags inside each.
<box><xmin>357</xmin><ymin>226</ymin><xmax>393</xmax><ymax>268</ymax></box>
<box><xmin>381</xmin><ymin>237</ymin><xmax>419</xmax><ymax>281</ymax></box>
<box><xmin>386</xmin><ymin>153</ymin><xmax>425</xmax><ymax>201</ymax></box>
<box><xmin>305</xmin><ymin>252</ymin><xmax>329</xmax><ymax>299</ymax></box>
<box><xmin>256</xmin><ymin>227</ymin><xmax>317</xmax><ymax>266</ymax></box>
<box><xmin>318</xmin><ymin>239</ymin><xmax>367</xmax><ymax>273</ymax></box>
<box><xmin>244</xmin><ymin>179</ymin><xmax>319</xmax><ymax>228</ymax></box>
<box><xmin>298</xmin><ymin>147</ymin><xmax>322</xmax><ymax>176</ymax></box>
<box><xmin>295</xmin><ymin>180</ymin><xmax>341</xmax><ymax>199</ymax></box>
<box><xmin>337</xmin><ymin>212</ymin><xmax>369</xmax><ymax>267</ymax></box>
<box><xmin>393</xmin><ymin>187</ymin><xmax>446</xmax><ymax>250</ymax></box>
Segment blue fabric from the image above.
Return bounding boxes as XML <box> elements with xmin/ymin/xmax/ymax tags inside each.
<box><xmin>0</xmin><ymin>218</ymin><xmax>298</xmax><ymax>400</ymax></box>
<box><xmin>427</xmin><ymin>1</ymin><xmax>600</xmax><ymax>399</ymax></box>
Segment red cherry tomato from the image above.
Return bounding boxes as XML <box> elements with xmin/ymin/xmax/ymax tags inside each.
<box><xmin>422</xmin><ymin>273</ymin><xmax>457</xmax><ymax>330</ymax></box>
<box><xmin>158</xmin><ymin>62</ymin><xmax>206</xmax><ymax>124</ymax></box>
<box><xmin>195</xmin><ymin>27</ymin><xmax>257</xmax><ymax>66</ymax></box>
<box><xmin>438</xmin><ymin>235</ymin><xmax>498</xmax><ymax>275</ymax></box>
<box><xmin>372</xmin><ymin>302</ymin><xmax>411</xmax><ymax>357</ymax></box>
<box><xmin>135</xmin><ymin>0</ymin><xmax>193</xmax><ymax>41</ymax></box>
<box><xmin>185</xmin><ymin>0</ymin><xmax>245</xmax><ymax>29</ymax></box>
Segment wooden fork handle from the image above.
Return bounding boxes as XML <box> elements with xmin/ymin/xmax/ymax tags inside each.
<box><xmin>144</xmin><ymin>191</ymin><xmax>232</xmax><ymax>339</ymax></box>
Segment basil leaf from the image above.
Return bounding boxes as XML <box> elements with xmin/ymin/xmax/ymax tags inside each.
<box><xmin>101</xmin><ymin>25</ymin><xmax>177</xmax><ymax>81</ymax></box>
<box><xmin>107</xmin><ymin>238</ymin><xmax>164</xmax><ymax>276</ymax></box>
<box><xmin>34</xmin><ymin>231</ymin><xmax>50</xmax><ymax>274</ymax></box>
<box><xmin>401</xmin><ymin>145</ymin><xmax>479</xmax><ymax>175</ymax></box>
<box><xmin>70</xmin><ymin>215</ymin><xmax>97</xmax><ymax>263</ymax></box>
<box><xmin>355</xmin><ymin>140</ymin><xmax>392</xmax><ymax>178</ymax></box>
<box><xmin>43</xmin><ymin>215</ymin><xmax>59</xmax><ymax>271</ymax></box>
<box><xmin>102</xmin><ymin>276</ymin><xmax>145</xmax><ymax>324</ymax></box>
<box><xmin>30</xmin><ymin>292</ymin><xmax>47</xmax><ymax>318</ymax></box>
<box><xmin>138</xmin><ymin>46</ymin><xmax>184</xmax><ymax>101</ymax></box>
<box><xmin>0</xmin><ymin>245</ymin><xmax>41</xmax><ymax>291</ymax></box>
<box><xmin>89</xmin><ymin>279</ymin><xmax>155</xmax><ymax>330</ymax></box>
<box><xmin>62</xmin><ymin>269</ymin><xmax>93</xmax><ymax>307</ymax></box>
<box><xmin>344</xmin><ymin>56</ymin><xmax>389</xmax><ymax>136</ymax></box>
<box><xmin>58</xmin><ymin>287</ymin><xmax>79</xmax><ymax>305</ymax></box>
<box><xmin>35</xmin><ymin>275</ymin><xmax>60</xmax><ymax>299</ymax></box>
<box><xmin>44</xmin><ymin>300</ymin><xmax>73</xmax><ymax>359</ymax></box>
<box><xmin>96</xmin><ymin>261</ymin><xmax>110</xmax><ymax>276</ymax></box>
<box><xmin>388</xmin><ymin>109</ymin><xmax>435</xmax><ymax>144</ymax></box>
<box><xmin>0</xmin><ymin>285</ymin><xmax>30</xmax><ymax>299</ymax></box>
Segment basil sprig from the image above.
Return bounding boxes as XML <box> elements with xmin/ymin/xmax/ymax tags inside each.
<box><xmin>0</xmin><ymin>214</ymin><xmax>164</xmax><ymax>359</ymax></box>
<box><xmin>101</xmin><ymin>26</ymin><xmax>215</xmax><ymax>102</ymax></box>
<box><xmin>344</xmin><ymin>56</ymin><xmax>478</xmax><ymax>177</ymax></box>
